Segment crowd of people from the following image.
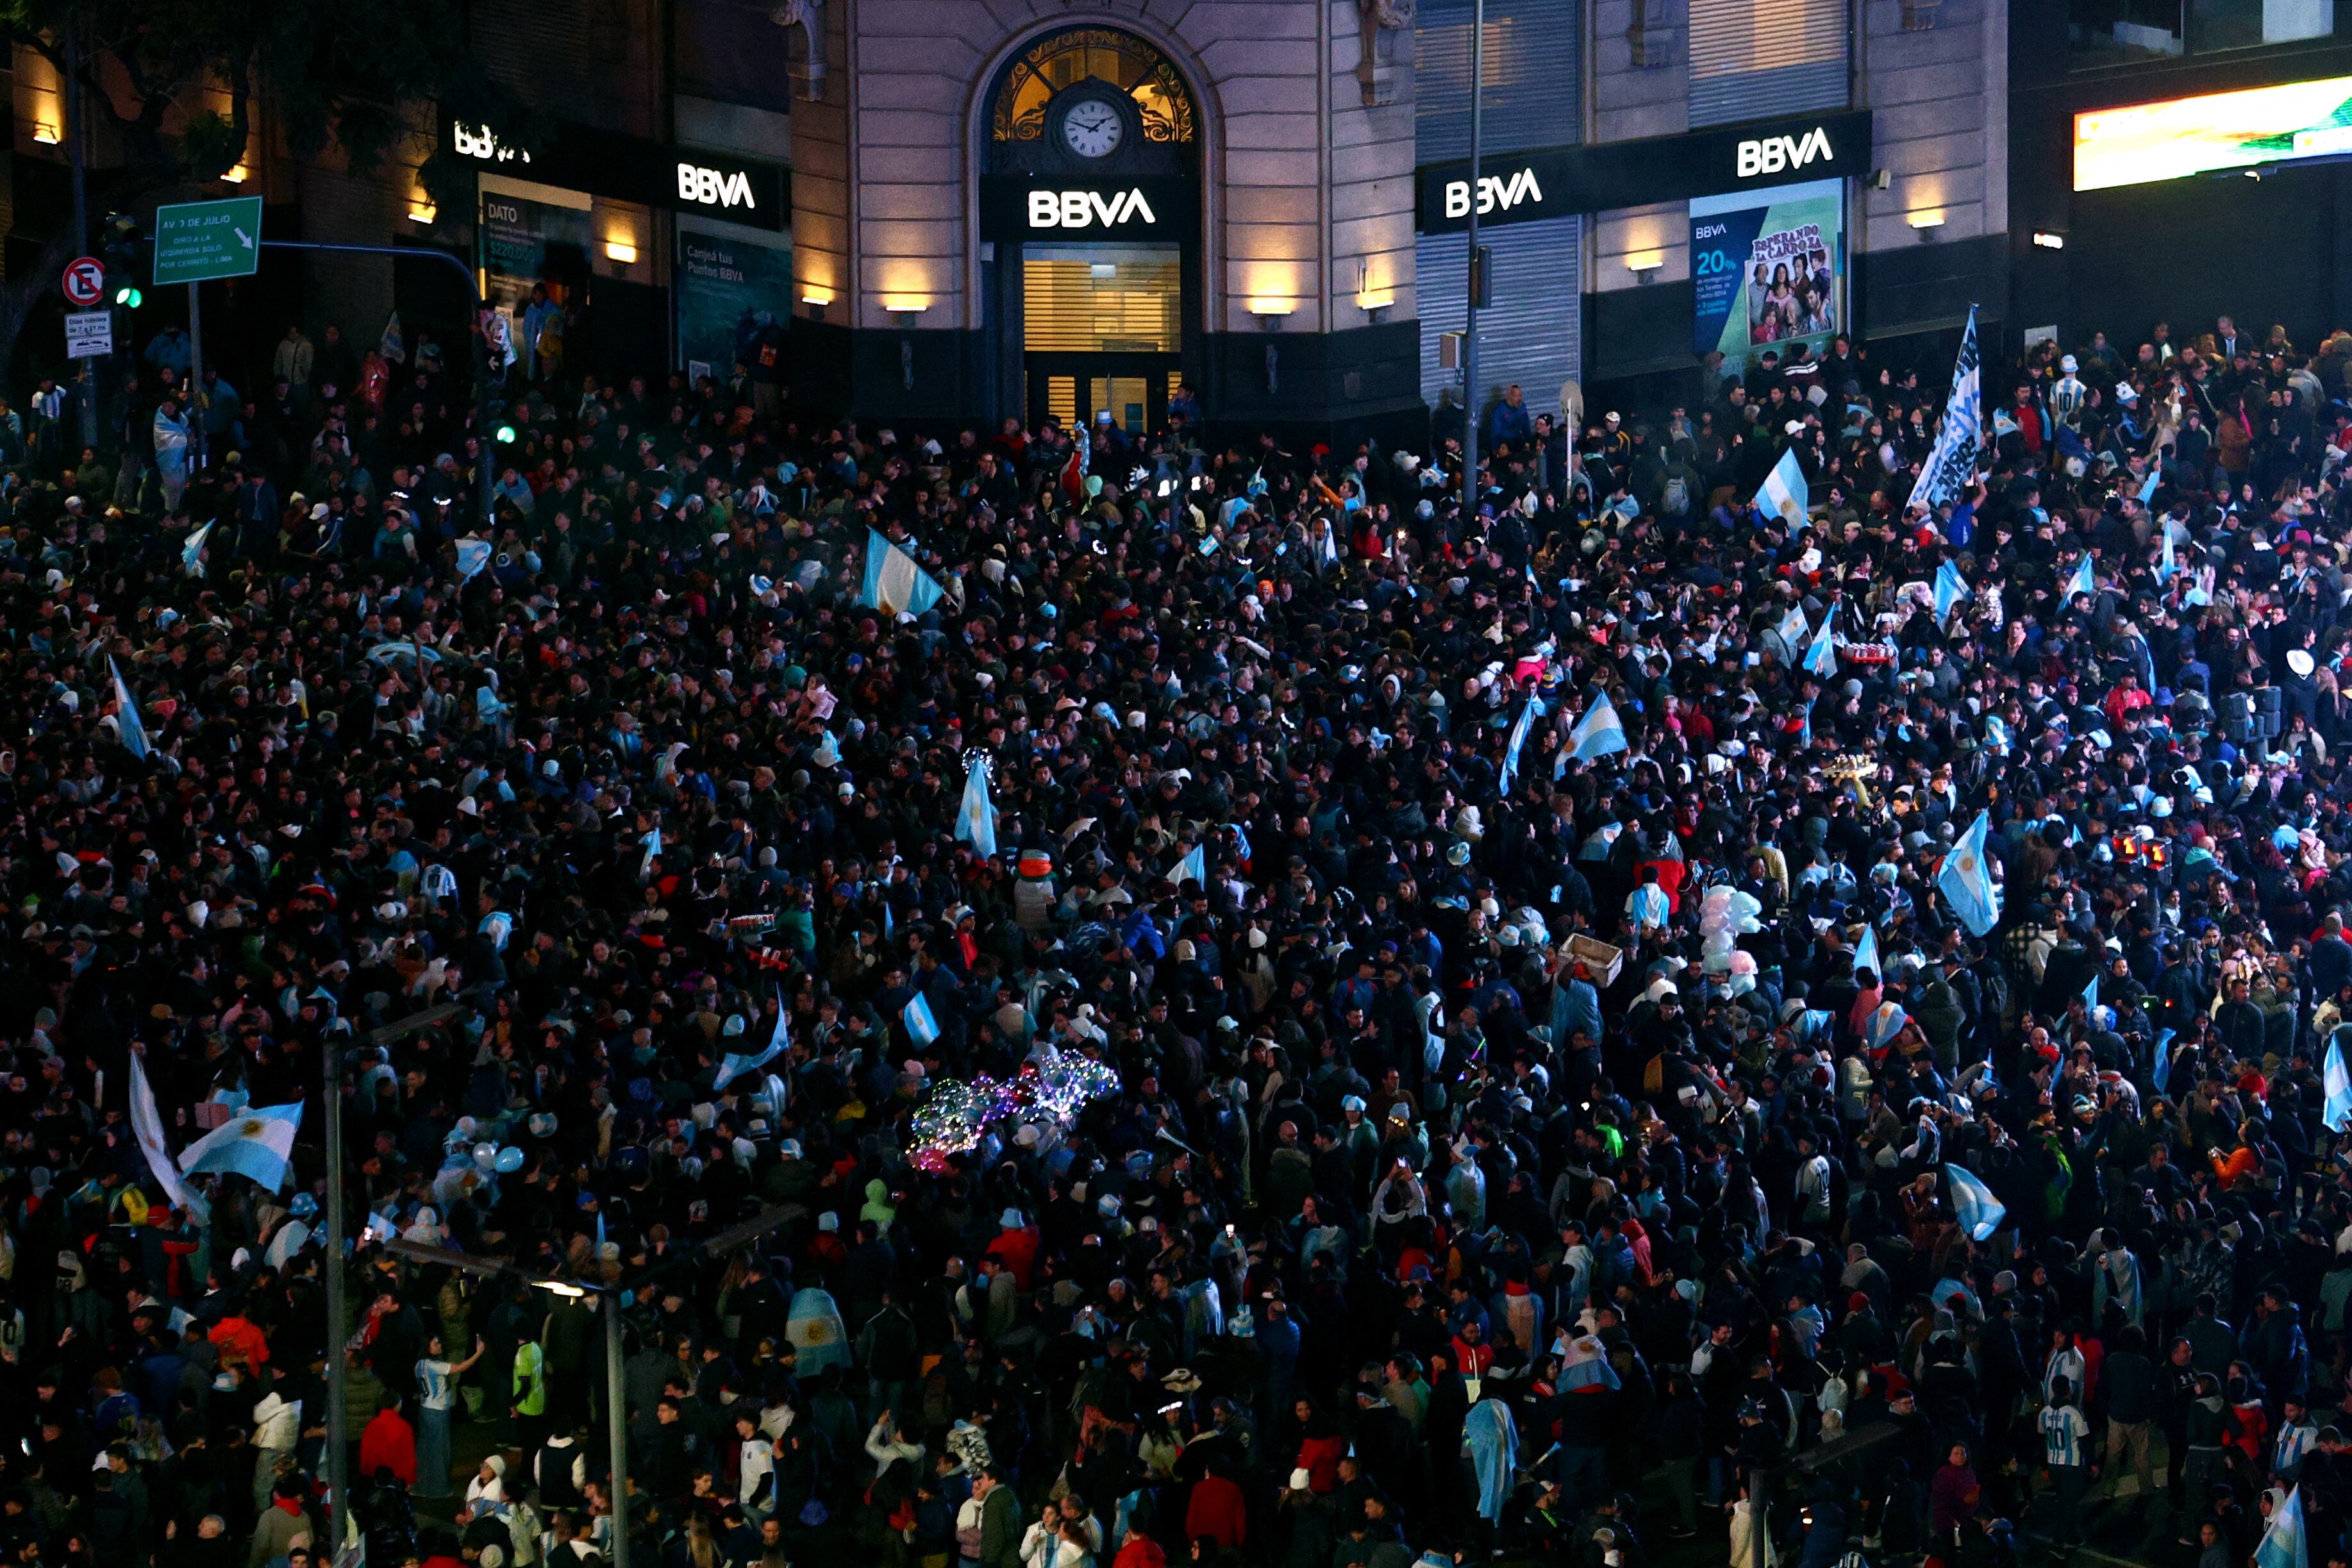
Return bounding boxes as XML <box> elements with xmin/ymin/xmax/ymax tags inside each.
<box><xmin>3</xmin><ymin>297</ymin><xmax>2352</xmax><ymax>1568</ymax></box>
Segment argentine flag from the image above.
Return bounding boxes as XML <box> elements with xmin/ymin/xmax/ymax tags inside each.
<box><xmin>904</xmin><ymin>990</ymin><xmax>940</xmax><ymax>1047</ymax></box>
<box><xmin>455</xmin><ymin>538</ymin><xmax>494</xmax><ymax>583</ymax></box>
<box><xmin>2151</xmin><ymin>1027</ymin><xmax>2177</xmax><ymax>1096</ymax></box>
<box><xmin>1946</xmin><ymin>1161</ymin><xmax>2006</xmax><ymax>1242</ymax></box>
<box><xmin>1803</xmin><ymin>612</ymin><xmax>1840</xmax><ymax>677</ymax></box>
<box><xmin>182</xmin><ymin>521</ymin><xmax>213</xmax><ymax>578</ymax></box>
<box><xmin>1755</xmin><ymin>448</ymin><xmax>1809</xmax><ymax>526</ymax></box>
<box><xmin>955</xmin><ymin>755</ymin><xmax>999</xmax><ymax>858</ymax></box>
<box><xmin>1778</xmin><ymin>601</ymin><xmax>1812</xmax><ymax>654</ymax></box>
<box><xmin>1933</xmin><ymin>560</ymin><xmax>1967</xmax><ymax>620</ymax></box>
<box><xmin>1852</xmin><ymin>924</ymin><xmax>1880</xmax><ymax>982</ymax></box>
<box><xmin>1173</xmin><ymin>842</ymin><xmax>1208</xmax><ymax>888</ymax></box>
<box><xmin>715</xmin><ymin>992</ymin><xmax>789</xmax><ymax>1092</ymax></box>
<box><xmin>111</xmin><ymin>658</ymin><xmax>149</xmax><ymax>760</ymax></box>
<box><xmin>2081</xmin><ymin>974</ymin><xmax>2099</xmax><ymax>1013</ymax></box>
<box><xmin>640</xmin><ymin>826</ymin><xmax>662</xmax><ymax>879</ymax></box>
<box><xmin>1499</xmin><ymin>695</ymin><xmax>1542</xmax><ymax>795</ymax></box>
<box><xmin>1939</xmin><ymin>810</ymin><xmax>2002</xmax><ymax>937</ymax></box>
<box><xmin>2325</xmin><ymin>1036</ymin><xmax>2352</xmax><ymax>1130</ymax></box>
<box><xmin>2066</xmin><ymin>551</ymin><xmax>2097</xmax><ymax>602</ymax></box>
<box><xmin>2257</xmin><ymin>1485</ymin><xmax>2309</xmax><ymax>1568</ymax></box>
<box><xmin>1568</xmin><ymin>690</ymin><xmax>1628</xmax><ymax>762</ymax></box>
<box><xmin>178</xmin><ymin>1101</ymin><xmax>304</xmax><ymax>1192</ymax></box>
<box><xmin>2157</xmin><ymin>524</ymin><xmax>2177</xmax><ymax>583</ymax></box>
<box><xmin>860</xmin><ymin>528</ymin><xmax>947</xmax><ymax>617</ymax></box>
<box><xmin>130</xmin><ymin>1051</ymin><xmax>210</xmax><ymax>1224</ymax></box>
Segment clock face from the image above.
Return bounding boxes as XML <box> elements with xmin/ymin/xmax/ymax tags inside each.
<box><xmin>1061</xmin><ymin>97</ymin><xmax>1124</xmax><ymax>159</ymax></box>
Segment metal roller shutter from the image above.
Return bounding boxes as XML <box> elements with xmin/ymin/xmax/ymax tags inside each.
<box><xmin>1415</xmin><ymin>0</ymin><xmax>1581</xmax><ymax>163</ymax></box>
<box><xmin>1419</xmin><ymin>213</ymin><xmax>1583</xmax><ymax>414</ymax></box>
<box><xmin>1687</xmin><ymin>0</ymin><xmax>1849</xmax><ymax>128</ymax></box>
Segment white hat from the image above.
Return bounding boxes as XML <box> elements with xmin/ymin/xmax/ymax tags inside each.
<box><xmin>2060</xmin><ymin>354</ymin><xmax>2078</xmax><ymax>372</ymax></box>
<box><xmin>2289</xmin><ymin>649</ymin><xmax>2317</xmax><ymax>678</ymax></box>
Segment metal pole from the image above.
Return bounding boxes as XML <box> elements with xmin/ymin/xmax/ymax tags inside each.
<box><xmin>605</xmin><ymin>1296</ymin><xmax>631</xmax><ymax>1568</ymax></box>
<box><xmin>187</xmin><ymin>283</ymin><xmax>204</xmax><ymax>474</ymax></box>
<box><xmin>65</xmin><ymin>25</ymin><xmax>97</xmax><ymax>452</ymax></box>
<box><xmin>1461</xmin><ymin>0</ymin><xmax>1483</xmax><ymax>526</ymax></box>
<box><xmin>323</xmin><ymin>1036</ymin><xmax>349</xmax><ymax>1551</ymax></box>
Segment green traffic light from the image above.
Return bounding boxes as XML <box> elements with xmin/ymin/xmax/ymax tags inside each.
<box><xmin>115</xmin><ymin>286</ymin><xmax>142</xmax><ymax>308</ymax></box>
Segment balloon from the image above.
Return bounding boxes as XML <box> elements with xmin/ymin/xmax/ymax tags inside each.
<box><xmin>473</xmin><ymin>1142</ymin><xmax>497</xmax><ymax>1172</ymax></box>
<box><xmin>494</xmin><ymin>1146</ymin><xmax>526</xmax><ymax>1174</ymax></box>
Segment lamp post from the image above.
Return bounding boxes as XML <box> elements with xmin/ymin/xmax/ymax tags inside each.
<box><xmin>1460</xmin><ymin>0</ymin><xmax>1485</xmax><ymax>527</ymax></box>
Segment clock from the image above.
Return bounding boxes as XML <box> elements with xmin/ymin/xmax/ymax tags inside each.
<box><xmin>1060</xmin><ymin>95</ymin><xmax>1125</xmax><ymax>160</ymax></box>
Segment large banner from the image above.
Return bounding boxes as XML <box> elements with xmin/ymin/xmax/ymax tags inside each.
<box><xmin>675</xmin><ymin>230</ymin><xmax>793</xmax><ymax>381</ymax></box>
<box><xmin>1690</xmin><ymin>177</ymin><xmax>1845</xmax><ymax>368</ymax></box>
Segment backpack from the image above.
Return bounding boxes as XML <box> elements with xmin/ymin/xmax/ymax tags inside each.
<box><xmin>1663</xmin><ymin>473</ymin><xmax>1691</xmax><ymax>517</ymax></box>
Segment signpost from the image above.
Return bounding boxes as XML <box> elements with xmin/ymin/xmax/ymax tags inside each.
<box><xmin>151</xmin><ymin>197</ymin><xmax>260</xmax><ymax>472</ymax></box>
<box><xmin>63</xmin><ymin>312</ymin><xmax>112</xmax><ymax>360</ymax></box>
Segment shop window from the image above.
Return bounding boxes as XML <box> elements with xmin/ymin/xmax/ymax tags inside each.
<box><xmin>1021</xmin><ymin>247</ymin><xmax>1183</xmax><ymax>353</ymax></box>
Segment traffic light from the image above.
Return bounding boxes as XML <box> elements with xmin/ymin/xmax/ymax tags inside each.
<box><xmin>494</xmin><ymin>421</ymin><xmax>517</xmax><ymax>444</ymax></box>
<box><xmin>114</xmin><ymin>283</ymin><xmax>142</xmax><ymax>308</ymax></box>
<box><xmin>100</xmin><ymin>212</ymin><xmax>144</xmax><ymax>308</ymax></box>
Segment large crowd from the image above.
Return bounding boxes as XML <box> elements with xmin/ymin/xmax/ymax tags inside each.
<box><xmin>0</xmin><ymin>298</ymin><xmax>2348</xmax><ymax>1568</ymax></box>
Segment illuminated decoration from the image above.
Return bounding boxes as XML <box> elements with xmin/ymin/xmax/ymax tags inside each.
<box><xmin>2074</xmin><ymin>74</ymin><xmax>2352</xmax><ymax>192</ymax></box>
<box><xmin>992</xmin><ymin>29</ymin><xmax>1196</xmax><ymax>144</ymax></box>
<box><xmin>908</xmin><ymin>1046</ymin><xmax>1122</xmax><ymax>1172</ymax></box>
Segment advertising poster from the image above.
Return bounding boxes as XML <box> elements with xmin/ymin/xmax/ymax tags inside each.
<box><xmin>2075</xmin><ymin>74</ymin><xmax>2352</xmax><ymax>191</ymax></box>
<box><xmin>1690</xmin><ymin>177</ymin><xmax>1845</xmax><ymax>367</ymax></box>
<box><xmin>478</xmin><ymin>192</ymin><xmax>593</xmax><ymax>311</ymax></box>
<box><xmin>675</xmin><ymin>230</ymin><xmax>794</xmax><ymax>381</ymax></box>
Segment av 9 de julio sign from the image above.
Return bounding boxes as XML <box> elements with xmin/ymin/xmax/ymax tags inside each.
<box><xmin>152</xmin><ymin>196</ymin><xmax>264</xmax><ymax>285</ymax></box>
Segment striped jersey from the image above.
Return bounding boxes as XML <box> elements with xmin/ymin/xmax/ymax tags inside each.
<box><xmin>2041</xmin><ymin>1405</ymin><xmax>2089</xmax><ymax>1468</ymax></box>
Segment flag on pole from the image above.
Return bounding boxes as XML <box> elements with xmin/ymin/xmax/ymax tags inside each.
<box><xmin>1778</xmin><ymin>602</ymin><xmax>1812</xmax><ymax>653</ymax></box>
<box><xmin>859</xmin><ymin>528</ymin><xmax>948</xmax><ymax>617</ymax></box>
<box><xmin>2157</xmin><ymin>524</ymin><xmax>2177</xmax><ymax>582</ymax></box>
<box><xmin>182</xmin><ymin>521</ymin><xmax>213</xmax><ymax>578</ymax></box>
<box><xmin>2326</xmin><ymin>1036</ymin><xmax>2352</xmax><ymax>1130</ymax></box>
<box><xmin>455</xmin><ymin>538</ymin><xmax>494</xmax><ymax>583</ymax></box>
<box><xmin>1917</xmin><ymin>305</ymin><xmax>1983</xmax><ymax>509</ymax></box>
<box><xmin>1755</xmin><ymin>448</ymin><xmax>1810</xmax><ymax>526</ymax></box>
<box><xmin>1939</xmin><ymin>810</ymin><xmax>2002</xmax><ymax>937</ymax></box>
<box><xmin>111</xmin><ymin>658</ymin><xmax>149</xmax><ymax>760</ymax></box>
<box><xmin>955</xmin><ymin>755</ymin><xmax>999</xmax><ymax>858</ymax></box>
<box><xmin>1933</xmin><ymin>559</ymin><xmax>1967</xmax><ymax>619</ymax></box>
<box><xmin>903</xmin><ymin>992</ymin><xmax>940</xmax><ymax>1047</ymax></box>
<box><xmin>640</xmin><ymin>826</ymin><xmax>662</xmax><ymax>880</ymax></box>
<box><xmin>1946</xmin><ymin>1161</ymin><xmax>2007</xmax><ymax>1242</ymax></box>
<box><xmin>1174</xmin><ymin>842</ymin><xmax>1207</xmax><ymax>888</ymax></box>
<box><xmin>129</xmin><ymin>1051</ymin><xmax>210</xmax><ymax>1224</ymax></box>
<box><xmin>2151</xmin><ymin>1028</ymin><xmax>2177</xmax><ymax>1096</ymax></box>
<box><xmin>2066</xmin><ymin>551</ymin><xmax>2097</xmax><ymax>602</ymax></box>
<box><xmin>2082</xmin><ymin>974</ymin><xmax>2100</xmax><ymax>1013</ymax></box>
<box><xmin>715</xmin><ymin>992</ymin><xmax>789</xmax><ymax>1092</ymax></box>
<box><xmin>1568</xmin><ymin>690</ymin><xmax>1628</xmax><ymax>762</ymax></box>
<box><xmin>1803</xmin><ymin>612</ymin><xmax>1840</xmax><ymax>677</ymax></box>
<box><xmin>1852</xmin><ymin>924</ymin><xmax>1880</xmax><ymax>981</ymax></box>
<box><xmin>1499</xmin><ymin>695</ymin><xmax>1542</xmax><ymax>795</ymax></box>
<box><xmin>177</xmin><ymin>1101</ymin><xmax>304</xmax><ymax>1192</ymax></box>
<box><xmin>2256</xmin><ymin>1485</ymin><xmax>2310</xmax><ymax>1568</ymax></box>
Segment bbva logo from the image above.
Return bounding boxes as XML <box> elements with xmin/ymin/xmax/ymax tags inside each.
<box><xmin>678</xmin><ymin>163</ymin><xmax>759</xmax><ymax>210</ymax></box>
<box><xmin>1736</xmin><ymin>126</ymin><xmax>1834</xmax><ymax>178</ymax></box>
<box><xmin>1027</xmin><ymin>188</ymin><xmax>1160</xmax><ymax>228</ymax></box>
<box><xmin>1442</xmin><ymin>167</ymin><xmax>1544</xmax><ymax>219</ymax></box>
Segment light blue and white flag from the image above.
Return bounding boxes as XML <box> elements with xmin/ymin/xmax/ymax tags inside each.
<box><xmin>1233</xmin><ymin>822</ymin><xmax>1253</xmax><ymax>868</ymax></box>
<box><xmin>177</xmin><ymin>1101</ymin><xmax>304</xmax><ymax>1192</ymax></box>
<box><xmin>1778</xmin><ymin>601</ymin><xmax>1812</xmax><ymax>652</ymax></box>
<box><xmin>2256</xmin><ymin>1484</ymin><xmax>2309</xmax><ymax>1568</ymax></box>
<box><xmin>130</xmin><ymin>1051</ymin><xmax>210</xmax><ymax>1224</ymax></box>
<box><xmin>455</xmin><ymin>538</ymin><xmax>493</xmax><ymax>583</ymax></box>
<box><xmin>2066</xmin><ymin>551</ymin><xmax>2097</xmax><ymax>602</ymax></box>
<box><xmin>1568</xmin><ymin>690</ymin><xmax>1628</xmax><ymax>762</ymax></box>
<box><xmin>1803</xmin><ymin>612</ymin><xmax>1840</xmax><ymax>677</ymax></box>
<box><xmin>2151</xmin><ymin>1027</ymin><xmax>2177</xmax><ymax>1096</ymax></box>
<box><xmin>1499</xmin><ymin>695</ymin><xmax>1542</xmax><ymax>795</ymax></box>
<box><xmin>111</xmin><ymin>658</ymin><xmax>149</xmax><ymax>760</ymax></box>
<box><xmin>1985</xmin><ymin>713</ymin><xmax>2012</xmax><ymax>756</ymax></box>
<box><xmin>1939</xmin><ymin>810</ymin><xmax>2002</xmax><ymax>937</ymax></box>
<box><xmin>715</xmin><ymin>992</ymin><xmax>789</xmax><ymax>1092</ymax></box>
<box><xmin>1755</xmin><ymin>448</ymin><xmax>1809</xmax><ymax>526</ymax></box>
<box><xmin>1917</xmin><ymin>304</ymin><xmax>1983</xmax><ymax>510</ymax></box>
<box><xmin>1946</xmin><ymin>1161</ymin><xmax>2006</xmax><ymax>1242</ymax></box>
<box><xmin>2157</xmin><ymin>524</ymin><xmax>2177</xmax><ymax>583</ymax></box>
<box><xmin>903</xmin><ymin>991</ymin><xmax>940</xmax><ymax>1047</ymax></box>
<box><xmin>1933</xmin><ymin>559</ymin><xmax>1967</xmax><ymax>620</ymax></box>
<box><xmin>1799</xmin><ymin>696</ymin><xmax>1816</xmax><ymax>751</ymax></box>
<box><xmin>2325</xmin><ymin>1036</ymin><xmax>2352</xmax><ymax>1130</ymax></box>
<box><xmin>182</xmin><ymin>521</ymin><xmax>213</xmax><ymax>578</ymax></box>
<box><xmin>860</xmin><ymin>528</ymin><xmax>947</xmax><ymax>617</ymax></box>
<box><xmin>1852</xmin><ymin>924</ymin><xmax>1881</xmax><ymax>982</ymax></box>
<box><xmin>640</xmin><ymin>826</ymin><xmax>662</xmax><ymax>879</ymax></box>
<box><xmin>955</xmin><ymin>755</ymin><xmax>999</xmax><ymax>858</ymax></box>
<box><xmin>2081</xmin><ymin>974</ymin><xmax>2099</xmax><ymax>1013</ymax></box>
<box><xmin>1174</xmin><ymin>842</ymin><xmax>1208</xmax><ymax>888</ymax></box>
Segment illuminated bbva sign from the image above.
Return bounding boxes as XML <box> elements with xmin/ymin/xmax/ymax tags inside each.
<box><xmin>1026</xmin><ymin>188</ymin><xmax>1160</xmax><ymax>228</ymax></box>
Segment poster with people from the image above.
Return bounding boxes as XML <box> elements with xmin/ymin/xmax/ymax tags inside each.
<box><xmin>1690</xmin><ymin>177</ymin><xmax>1846</xmax><ymax>366</ymax></box>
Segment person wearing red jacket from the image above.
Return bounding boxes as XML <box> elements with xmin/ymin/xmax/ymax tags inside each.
<box><xmin>358</xmin><ymin>1401</ymin><xmax>417</xmax><ymax>1487</ymax></box>
<box><xmin>1181</xmin><ymin>1469</ymin><xmax>1246</xmax><ymax>1548</ymax></box>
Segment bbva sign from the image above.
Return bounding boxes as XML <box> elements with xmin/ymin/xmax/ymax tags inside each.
<box><xmin>1442</xmin><ymin>167</ymin><xmax>1544</xmax><ymax>219</ymax></box>
<box><xmin>1027</xmin><ymin>188</ymin><xmax>1160</xmax><ymax>228</ymax></box>
<box><xmin>1735</xmin><ymin>126</ymin><xmax>1835</xmax><ymax>179</ymax></box>
<box><xmin>677</xmin><ymin>162</ymin><xmax>760</xmax><ymax>211</ymax></box>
